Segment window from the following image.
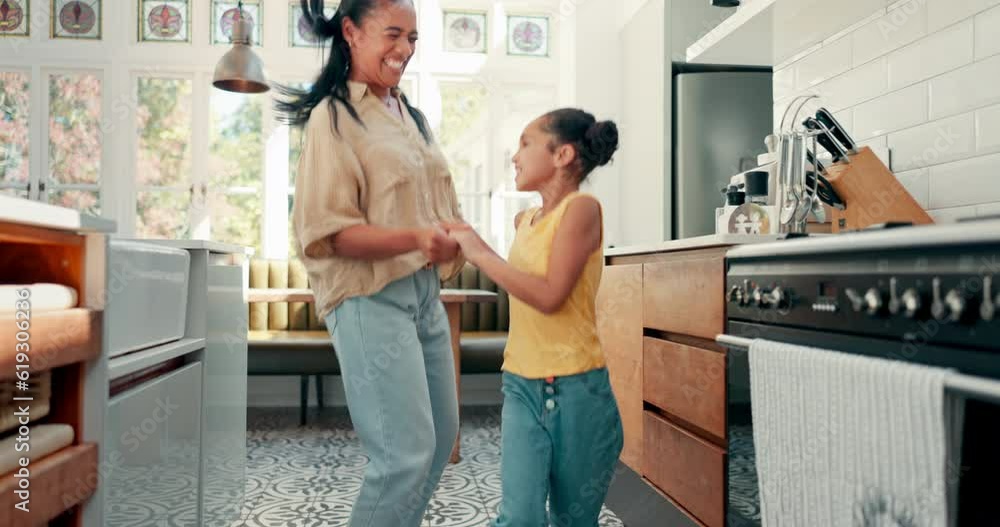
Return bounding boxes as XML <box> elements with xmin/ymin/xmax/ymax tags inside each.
<box><xmin>0</xmin><ymin>71</ymin><xmax>29</xmax><ymax>199</ymax></box>
<box><xmin>135</xmin><ymin>77</ymin><xmax>194</xmax><ymax>239</ymax></box>
<box><xmin>435</xmin><ymin>80</ymin><xmax>489</xmax><ymax>234</ymax></box>
<box><xmin>48</xmin><ymin>72</ymin><xmax>102</xmax><ymax>215</ymax></box>
<box><xmin>209</xmin><ymin>90</ymin><xmax>263</xmax><ymax>252</ymax></box>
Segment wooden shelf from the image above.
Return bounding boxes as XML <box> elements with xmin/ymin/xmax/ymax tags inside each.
<box><xmin>0</xmin><ymin>443</ymin><xmax>98</xmax><ymax>526</ymax></box>
<box><xmin>0</xmin><ymin>309</ymin><xmax>102</xmax><ymax>381</ymax></box>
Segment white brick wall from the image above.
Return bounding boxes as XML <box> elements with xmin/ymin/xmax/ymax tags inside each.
<box><xmin>774</xmin><ymin>0</ymin><xmax>1000</xmax><ymax>223</ymax></box>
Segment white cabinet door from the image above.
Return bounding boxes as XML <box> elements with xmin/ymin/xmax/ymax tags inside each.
<box><xmin>105</xmin><ymin>362</ymin><xmax>204</xmax><ymax>527</ymax></box>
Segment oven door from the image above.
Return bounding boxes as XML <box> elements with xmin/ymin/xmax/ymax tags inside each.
<box><xmin>722</xmin><ymin>321</ymin><xmax>1000</xmax><ymax>527</ymax></box>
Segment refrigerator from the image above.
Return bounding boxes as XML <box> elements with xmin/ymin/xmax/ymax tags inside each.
<box><xmin>673</xmin><ymin>67</ymin><xmax>773</xmax><ymax>239</ymax></box>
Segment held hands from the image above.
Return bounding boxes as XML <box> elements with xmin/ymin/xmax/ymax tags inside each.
<box><xmin>440</xmin><ymin>222</ymin><xmax>492</xmax><ymax>265</ymax></box>
<box><xmin>416</xmin><ymin>225</ymin><xmax>460</xmax><ymax>264</ymax></box>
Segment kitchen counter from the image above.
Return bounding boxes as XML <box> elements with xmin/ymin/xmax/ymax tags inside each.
<box><xmin>137</xmin><ymin>239</ymin><xmax>254</xmax><ymax>256</ymax></box>
<box><xmin>606</xmin><ymin>233</ymin><xmax>785</xmax><ymax>257</ymax></box>
<box><xmin>0</xmin><ymin>195</ymin><xmax>116</xmax><ymax>234</ymax></box>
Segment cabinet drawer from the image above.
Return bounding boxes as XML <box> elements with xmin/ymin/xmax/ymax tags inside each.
<box><xmin>643</xmin><ymin>337</ymin><xmax>726</xmax><ymax>441</ymax></box>
<box><xmin>643</xmin><ymin>411</ymin><xmax>725</xmax><ymax>527</ymax></box>
<box><xmin>642</xmin><ymin>250</ymin><xmax>725</xmax><ymax>339</ymax></box>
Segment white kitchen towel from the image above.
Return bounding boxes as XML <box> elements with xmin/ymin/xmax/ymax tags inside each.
<box><xmin>0</xmin><ymin>283</ymin><xmax>78</xmax><ymax>313</ymax></box>
<box><xmin>749</xmin><ymin>339</ymin><xmax>963</xmax><ymax>527</ymax></box>
<box><xmin>0</xmin><ymin>424</ymin><xmax>75</xmax><ymax>477</ymax></box>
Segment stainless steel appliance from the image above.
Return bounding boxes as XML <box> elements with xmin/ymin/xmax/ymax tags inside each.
<box><xmin>717</xmin><ymin>221</ymin><xmax>1000</xmax><ymax>525</ymax></box>
<box><xmin>673</xmin><ymin>66</ymin><xmax>773</xmax><ymax>239</ymax></box>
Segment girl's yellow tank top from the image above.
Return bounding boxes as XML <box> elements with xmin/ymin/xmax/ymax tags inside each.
<box><xmin>502</xmin><ymin>191</ymin><xmax>606</xmax><ymax>379</ymax></box>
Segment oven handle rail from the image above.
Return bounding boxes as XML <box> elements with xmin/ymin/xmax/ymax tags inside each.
<box><xmin>716</xmin><ymin>334</ymin><xmax>1000</xmax><ymax>405</ymax></box>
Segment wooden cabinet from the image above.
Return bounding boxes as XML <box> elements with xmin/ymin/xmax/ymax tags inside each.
<box><xmin>643</xmin><ymin>411</ymin><xmax>725</xmax><ymax>527</ymax></box>
<box><xmin>643</xmin><ymin>337</ymin><xmax>726</xmax><ymax>443</ymax></box>
<box><xmin>642</xmin><ymin>248</ymin><xmax>726</xmax><ymax>340</ymax></box>
<box><xmin>601</xmin><ymin>241</ymin><xmax>738</xmax><ymax>527</ymax></box>
<box><xmin>596</xmin><ymin>264</ymin><xmax>644</xmax><ymax>472</ymax></box>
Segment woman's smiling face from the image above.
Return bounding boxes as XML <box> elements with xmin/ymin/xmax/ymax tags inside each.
<box><xmin>344</xmin><ymin>1</ymin><xmax>418</xmax><ymax>91</ymax></box>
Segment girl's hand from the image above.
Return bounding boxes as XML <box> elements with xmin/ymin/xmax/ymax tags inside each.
<box><xmin>443</xmin><ymin>223</ymin><xmax>492</xmax><ymax>265</ymax></box>
<box><xmin>416</xmin><ymin>226</ymin><xmax>459</xmax><ymax>264</ymax></box>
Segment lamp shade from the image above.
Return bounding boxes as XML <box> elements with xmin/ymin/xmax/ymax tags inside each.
<box><xmin>213</xmin><ymin>15</ymin><xmax>269</xmax><ymax>93</ymax></box>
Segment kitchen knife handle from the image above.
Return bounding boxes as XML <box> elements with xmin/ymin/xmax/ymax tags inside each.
<box><xmin>815</xmin><ymin>108</ymin><xmax>857</xmax><ymax>154</ymax></box>
<box><xmin>803</xmin><ymin>118</ymin><xmax>848</xmax><ymax>163</ymax></box>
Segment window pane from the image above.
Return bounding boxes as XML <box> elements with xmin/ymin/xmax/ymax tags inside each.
<box><xmin>0</xmin><ymin>71</ymin><xmax>29</xmax><ymax>186</ymax></box>
<box><xmin>49</xmin><ymin>189</ymin><xmax>100</xmax><ymax>215</ymax></box>
<box><xmin>1</xmin><ymin>188</ymin><xmax>27</xmax><ymax>199</ymax></box>
<box><xmin>137</xmin><ymin>190</ymin><xmax>192</xmax><ymax>239</ymax></box>
<box><xmin>137</xmin><ymin>78</ymin><xmax>192</xmax><ymax>188</ymax></box>
<box><xmin>210</xmin><ymin>192</ymin><xmax>262</xmax><ymax>251</ymax></box>
<box><xmin>435</xmin><ymin>81</ymin><xmax>488</xmax><ymax>196</ymax></box>
<box><xmin>288</xmin><ymin>195</ymin><xmax>297</xmax><ymax>258</ymax></box>
<box><xmin>210</xmin><ymin>91</ymin><xmax>263</xmax><ymax>189</ymax></box>
<box><xmin>289</xmin><ymin>124</ymin><xmax>303</xmax><ymax>188</ymax></box>
<box><xmin>49</xmin><ymin>73</ymin><xmax>102</xmax><ymax>186</ymax></box>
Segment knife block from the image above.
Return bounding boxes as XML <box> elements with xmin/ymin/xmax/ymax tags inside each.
<box><xmin>823</xmin><ymin>146</ymin><xmax>934</xmax><ymax>233</ymax></box>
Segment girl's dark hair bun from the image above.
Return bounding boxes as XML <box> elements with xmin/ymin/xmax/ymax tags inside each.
<box><xmin>584</xmin><ymin>120</ymin><xmax>619</xmax><ymax>167</ymax></box>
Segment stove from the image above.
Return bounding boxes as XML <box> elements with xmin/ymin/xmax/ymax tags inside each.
<box><xmin>719</xmin><ymin>219</ymin><xmax>1000</xmax><ymax>526</ymax></box>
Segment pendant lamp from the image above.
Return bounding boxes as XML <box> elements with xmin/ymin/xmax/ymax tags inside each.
<box><xmin>213</xmin><ymin>1</ymin><xmax>269</xmax><ymax>93</ymax></box>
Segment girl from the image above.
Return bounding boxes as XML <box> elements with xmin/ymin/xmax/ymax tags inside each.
<box><xmin>278</xmin><ymin>1</ymin><xmax>464</xmax><ymax>525</ymax></box>
<box><xmin>447</xmin><ymin>108</ymin><xmax>623</xmax><ymax>526</ymax></box>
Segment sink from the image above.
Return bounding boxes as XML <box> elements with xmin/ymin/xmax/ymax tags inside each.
<box><xmin>107</xmin><ymin>240</ymin><xmax>190</xmax><ymax>358</ymax></box>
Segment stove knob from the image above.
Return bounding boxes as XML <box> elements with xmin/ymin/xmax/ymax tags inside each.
<box><xmin>902</xmin><ymin>288</ymin><xmax>922</xmax><ymax>319</ymax></box>
<box><xmin>944</xmin><ymin>289</ymin><xmax>967</xmax><ymax>323</ymax></box>
<box><xmin>728</xmin><ymin>285</ymin><xmax>743</xmax><ymax>305</ymax></box>
<box><xmin>845</xmin><ymin>288</ymin><xmax>864</xmax><ymax>313</ymax></box>
<box><xmin>931</xmin><ymin>278</ymin><xmax>948</xmax><ymax>322</ymax></box>
<box><xmin>888</xmin><ymin>278</ymin><xmax>902</xmax><ymax>316</ymax></box>
<box><xmin>981</xmin><ymin>276</ymin><xmax>996</xmax><ymax>322</ymax></box>
<box><xmin>864</xmin><ymin>288</ymin><xmax>885</xmax><ymax>317</ymax></box>
<box><xmin>769</xmin><ymin>286</ymin><xmax>791</xmax><ymax>310</ymax></box>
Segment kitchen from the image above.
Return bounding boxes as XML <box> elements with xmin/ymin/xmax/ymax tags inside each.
<box><xmin>2</xmin><ymin>0</ymin><xmax>1000</xmax><ymax>526</ymax></box>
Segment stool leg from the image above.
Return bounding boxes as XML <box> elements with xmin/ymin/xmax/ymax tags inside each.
<box><xmin>316</xmin><ymin>375</ymin><xmax>325</xmax><ymax>409</ymax></box>
<box><xmin>300</xmin><ymin>375</ymin><xmax>309</xmax><ymax>426</ymax></box>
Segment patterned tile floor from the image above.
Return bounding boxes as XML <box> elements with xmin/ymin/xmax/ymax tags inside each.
<box><xmin>234</xmin><ymin>406</ymin><xmax>625</xmax><ymax>527</ymax></box>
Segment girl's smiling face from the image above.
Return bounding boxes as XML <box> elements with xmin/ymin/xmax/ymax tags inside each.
<box><xmin>513</xmin><ymin>117</ymin><xmax>558</xmax><ymax>191</ymax></box>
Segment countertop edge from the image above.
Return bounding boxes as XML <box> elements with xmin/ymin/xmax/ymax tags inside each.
<box><xmin>130</xmin><ymin>239</ymin><xmax>256</xmax><ymax>256</ymax></box>
<box><xmin>0</xmin><ymin>196</ymin><xmax>117</xmax><ymax>234</ymax></box>
<box><xmin>605</xmin><ymin>234</ymin><xmax>786</xmax><ymax>257</ymax></box>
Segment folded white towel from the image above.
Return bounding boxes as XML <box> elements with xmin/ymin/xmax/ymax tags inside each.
<box><xmin>749</xmin><ymin>339</ymin><xmax>963</xmax><ymax>527</ymax></box>
<box><xmin>0</xmin><ymin>283</ymin><xmax>78</xmax><ymax>313</ymax></box>
<box><xmin>0</xmin><ymin>424</ymin><xmax>75</xmax><ymax>477</ymax></box>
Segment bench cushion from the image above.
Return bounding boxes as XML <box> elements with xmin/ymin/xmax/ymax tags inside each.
<box><xmin>247</xmin><ymin>330</ymin><xmax>340</xmax><ymax>375</ymax></box>
<box><xmin>460</xmin><ymin>332</ymin><xmax>507</xmax><ymax>374</ymax></box>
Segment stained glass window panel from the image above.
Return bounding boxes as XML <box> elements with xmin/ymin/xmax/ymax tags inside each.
<box><xmin>52</xmin><ymin>0</ymin><xmax>101</xmax><ymax>40</ymax></box>
<box><xmin>507</xmin><ymin>15</ymin><xmax>549</xmax><ymax>57</ymax></box>
<box><xmin>137</xmin><ymin>77</ymin><xmax>192</xmax><ymax>188</ymax></box>
<box><xmin>0</xmin><ymin>0</ymin><xmax>29</xmax><ymax>37</ymax></box>
<box><xmin>289</xmin><ymin>2</ymin><xmax>336</xmax><ymax>48</ymax></box>
<box><xmin>140</xmin><ymin>0</ymin><xmax>189</xmax><ymax>42</ymax></box>
<box><xmin>49</xmin><ymin>73</ymin><xmax>102</xmax><ymax>186</ymax></box>
<box><xmin>212</xmin><ymin>0</ymin><xmax>260</xmax><ymax>45</ymax></box>
<box><xmin>443</xmin><ymin>11</ymin><xmax>486</xmax><ymax>54</ymax></box>
<box><xmin>0</xmin><ymin>71</ymin><xmax>29</xmax><ymax>187</ymax></box>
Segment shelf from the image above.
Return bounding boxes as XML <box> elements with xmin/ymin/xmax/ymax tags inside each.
<box><xmin>0</xmin><ymin>443</ymin><xmax>98</xmax><ymax>526</ymax></box>
<box><xmin>108</xmin><ymin>337</ymin><xmax>206</xmax><ymax>380</ymax></box>
<box><xmin>686</xmin><ymin>0</ymin><xmax>777</xmax><ymax>66</ymax></box>
<box><xmin>0</xmin><ymin>309</ymin><xmax>102</xmax><ymax>381</ymax></box>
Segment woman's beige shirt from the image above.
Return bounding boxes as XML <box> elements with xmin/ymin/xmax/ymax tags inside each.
<box><xmin>292</xmin><ymin>81</ymin><xmax>465</xmax><ymax>319</ymax></box>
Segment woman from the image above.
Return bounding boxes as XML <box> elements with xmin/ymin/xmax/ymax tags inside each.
<box><xmin>276</xmin><ymin>1</ymin><xmax>464</xmax><ymax>525</ymax></box>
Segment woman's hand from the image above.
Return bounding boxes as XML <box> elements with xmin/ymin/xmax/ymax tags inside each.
<box><xmin>442</xmin><ymin>223</ymin><xmax>492</xmax><ymax>265</ymax></box>
<box><xmin>415</xmin><ymin>226</ymin><xmax>460</xmax><ymax>264</ymax></box>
